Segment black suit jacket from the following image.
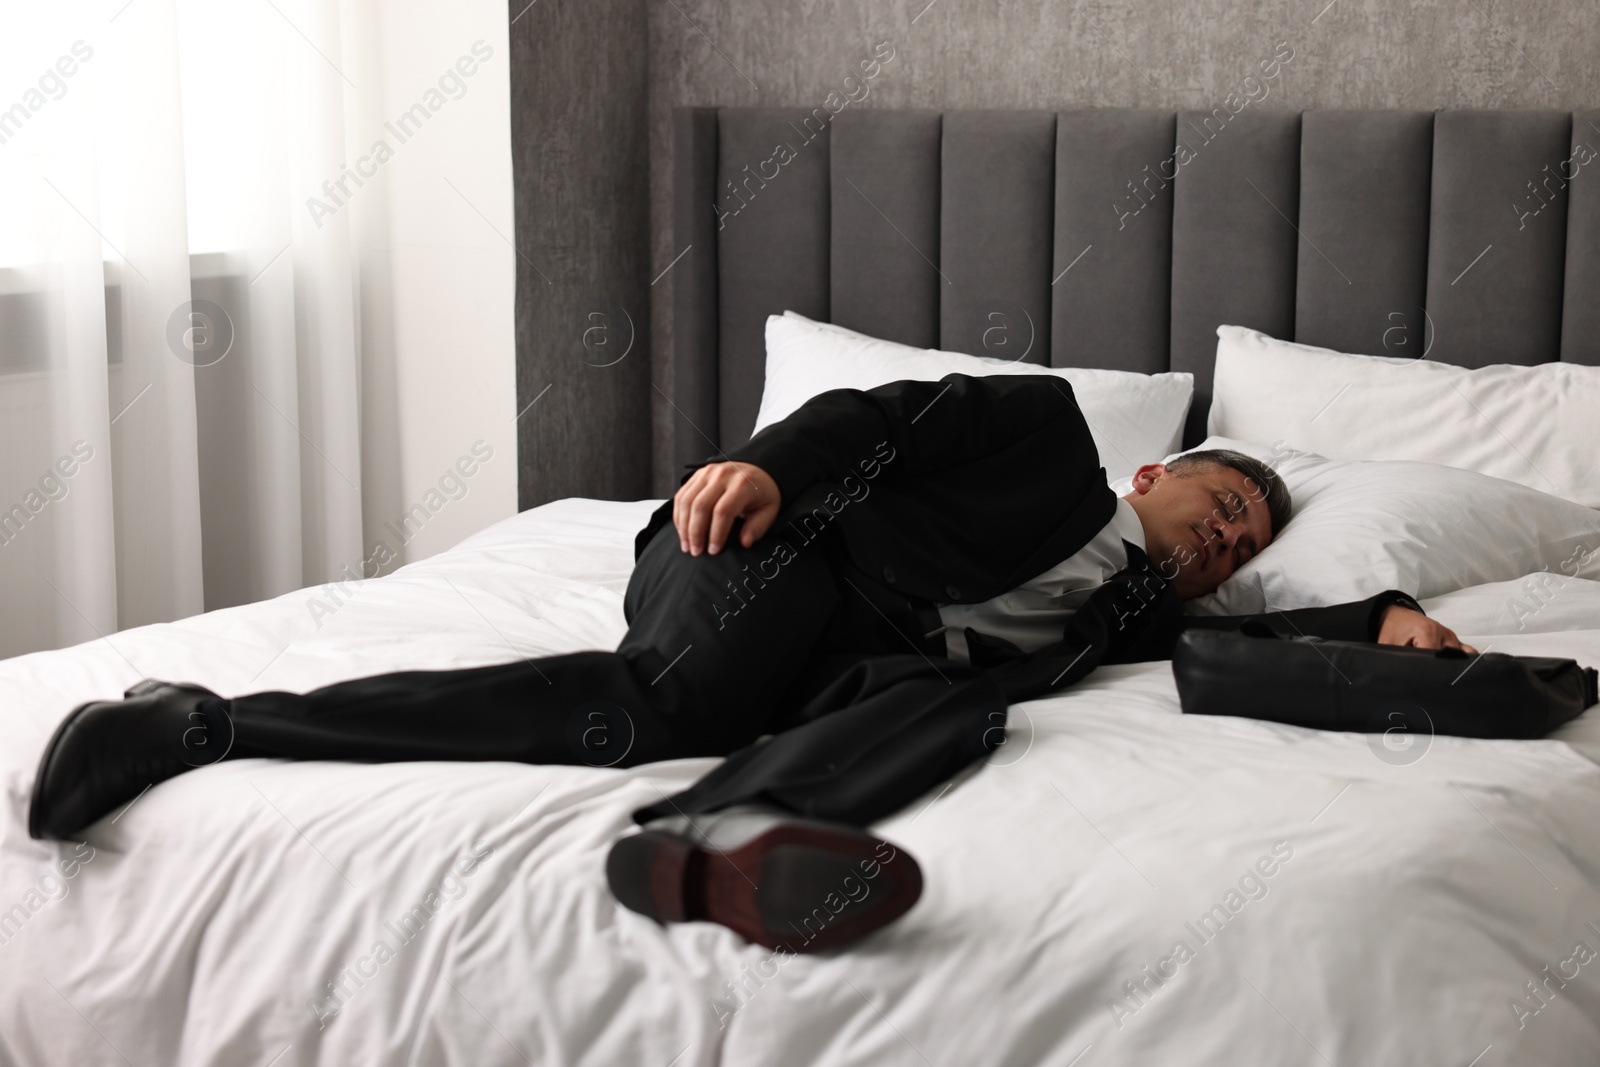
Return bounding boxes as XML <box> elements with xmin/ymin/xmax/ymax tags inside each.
<box><xmin>638</xmin><ymin>373</ymin><xmax>1422</xmax><ymax>704</ymax></box>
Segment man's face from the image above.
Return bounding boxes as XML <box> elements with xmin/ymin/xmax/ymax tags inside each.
<box><xmin>1123</xmin><ymin>462</ymin><xmax>1273</xmax><ymax>599</ymax></box>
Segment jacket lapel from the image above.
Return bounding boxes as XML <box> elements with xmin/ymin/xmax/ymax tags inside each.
<box><xmin>989</xmin><ymin>479</ymin><xmax>1119</xmax><ymax>597</ymax></box>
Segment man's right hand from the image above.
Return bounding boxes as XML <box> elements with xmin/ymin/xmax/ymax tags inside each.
<box><xmin>673</xmin><ymin>461</ymin><xmax>782</xmax><ymax>556</ymax></box>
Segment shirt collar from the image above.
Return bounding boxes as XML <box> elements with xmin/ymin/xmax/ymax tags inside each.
<box><xmin>1109</xmin><ymin>496</ymin><xmax>1146</xmax><ymax>554</ymax></box>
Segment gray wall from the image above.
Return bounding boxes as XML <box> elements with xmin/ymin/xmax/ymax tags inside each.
<box><xmin>509</xmin><ymin>1</ymin><xmax>1600</xmax><ymax>502</ymax></box>
<box><xmin>644</xmin><ymin>0</ymin><xmax>1600</xmax><ymax>497</ymax></box>
<box><xmin>510</xmin><ymin>0</ymin><xmax>651</xmax><ymax>509</ymax></box>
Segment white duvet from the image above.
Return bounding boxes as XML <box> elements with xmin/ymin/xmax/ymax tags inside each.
<box><xmin>2</xmin><ymin>498</ymin><xmax>1599</xmax><ymax>1066</ymax></box>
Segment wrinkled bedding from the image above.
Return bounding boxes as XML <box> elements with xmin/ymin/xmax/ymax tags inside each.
<box><xmin>2</xmin><ymin>498</ymin><xmax>1597</xmax><ymax>1066</ymax></box>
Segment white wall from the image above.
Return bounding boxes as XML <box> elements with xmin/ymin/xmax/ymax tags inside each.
<box><xmin>348</xmin><ymin>0</ymin><xmax>517</xmax><ymax>575</ymax></box>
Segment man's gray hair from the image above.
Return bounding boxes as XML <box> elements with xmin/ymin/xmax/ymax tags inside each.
<box><xmin>1166</xmin><ymin>448</ymin><xmax>1292</xmax><ymax>537</ymax></box>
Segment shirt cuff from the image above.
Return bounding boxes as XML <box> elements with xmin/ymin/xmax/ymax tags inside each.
<box><xmin>1368</xmin><ymin>589</ymin><xmax>1424</xmax><ymax>641</ymax></box>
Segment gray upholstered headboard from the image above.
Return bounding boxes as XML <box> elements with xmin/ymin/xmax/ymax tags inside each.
<box><xmin>671</xmin><ymin>107</ymin><xmax>1600</xmax><ymax>468</ymax></box>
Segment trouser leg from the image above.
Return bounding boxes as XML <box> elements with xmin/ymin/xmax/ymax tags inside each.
<box><xmin>629</xmin><ymin>648</ymin><xmax>1009</xmax><ymax>827</ymax></box>
<box><xmin>224</xmin><ymin>650</ymin><xmax>669</xmax><ymax>766</ymax></box>
<box><xmin>616</xmin><ymin>508</ymin><xmax>848</xmax><ymax>747</ymax></box>
<box><xmin>222</xmin><ymin>516</ymin><xmax>842</xmax><ymax>768</ymax></box>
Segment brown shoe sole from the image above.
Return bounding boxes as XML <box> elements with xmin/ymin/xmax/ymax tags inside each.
<box><xmin>607</xmin><ymin>821</ymin><xmax>922</xmax><ymax>953</ymax></box>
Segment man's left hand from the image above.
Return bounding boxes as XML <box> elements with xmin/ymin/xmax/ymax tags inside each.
<box><xmin>1378</xmin><ymin>605</ymin><xmax>1477</xmax><ymax>654</ymax></box>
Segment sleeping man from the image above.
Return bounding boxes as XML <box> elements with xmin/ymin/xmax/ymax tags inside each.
<box><xmin>29</xmin><ymin>374</ymin><xmax>1470</xmax><ymax>952</ymax></box>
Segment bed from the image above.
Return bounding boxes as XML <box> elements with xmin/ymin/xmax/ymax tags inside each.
<box><xmin>4</xmin><ymin>106</ymin><xmax>1600</xmax><ymax>1065</ymax></box>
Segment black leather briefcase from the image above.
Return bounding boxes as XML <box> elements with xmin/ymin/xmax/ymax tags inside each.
<box><xmin>1173</xmin><ymin>626</ymin><xmax>1599</xmax><ymax>741</ymax></box>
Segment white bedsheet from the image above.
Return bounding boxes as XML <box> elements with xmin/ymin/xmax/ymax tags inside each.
<box><xmin>2</xmin><ymin>498</ymin><xmax>1599</xmax><ymax>1066</ymax></box>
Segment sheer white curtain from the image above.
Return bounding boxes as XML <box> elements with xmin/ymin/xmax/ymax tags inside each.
<box><xmin>0</xmin><ymin>0</ymin><xmax>367</xmax><ymax>658</ymax></box>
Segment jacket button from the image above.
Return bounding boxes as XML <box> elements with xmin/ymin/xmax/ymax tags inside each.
<box><xmin>881</xmin><ymin>566</ymin><xmax>896</xmax><ymax>584</ymax></box>
<box><xmin>945</xmin><ymin>585</ymin><xmax>961</xmax><ymax>600</ymax></box>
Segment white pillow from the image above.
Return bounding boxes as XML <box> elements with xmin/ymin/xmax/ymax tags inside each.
<box><xmin>1208</xmin><ymin>325</ymin><xmax>1600</xmax><ymax>508</ymax></box>
<box><xmin>755</xmin><ymin>312</ymin><xmax>1193</xmax><ymax>484</ymax></box>
<box><xmin>1146</xmin><ymin>437</ymin><xmax>1600</xmax><ymax>616</ymax></box>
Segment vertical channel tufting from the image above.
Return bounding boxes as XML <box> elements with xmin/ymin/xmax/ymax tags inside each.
<box><xmin>1425</xmin><ymin>110</ymin><xmax>1570</xmax><ymax>367</ymax></box>
<box><xmin>716</xmin><ymin>108</ymin><xmax>833</xmax><ymax>447</ymax></box>
<box><xmin>938</xmin><ymin>111</ymin><xmax>1056</xmax><ymax>365</ymax></box>
<box><xmin>1169</xmin><ymin>110</ymin><xmax>1301</xmax><ymax>446</ymax></box>
<box><xmin>1052</xmin><ymin>109</ymin><xmax>1176</xmax><ymax>374</ymax></box>
<box><xmin>830</xmin><ymin>110</ymin><xmax>943</xmax><ymax>349</ymax></box>
<box><xmin>1295</xmin><ymin>111</ymin><xmax>1434</xmax><ymax>359</ymax></box>
<box><xmin>676</xmin><ymin>106</ymin><xmax>1598</xmax><ymax>469</ymax></box>
<box><xmin>672</xmin><ymin>107</ymin><xmax>721</xmax><ymax>471</ymax></box>
<box><xmin>1561</xmin><ymin>109</ymin><xmax>1600</xmax><ymax>366</ymax></box>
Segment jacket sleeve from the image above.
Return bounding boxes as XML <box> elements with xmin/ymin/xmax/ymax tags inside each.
<box><xmin>982</xmin><ymin>568</ymin><xmax>1427</xmax><ymax>706</ymax></box>
<box><xmin>1177</xmin><ymin>590</ymin><xmax>1426</xmax><ymax>643</ymax></box>
<box><xmin>715</xmin><ymin>373</ymin><xmax>1087</xmax><ymax>507</ymax></box>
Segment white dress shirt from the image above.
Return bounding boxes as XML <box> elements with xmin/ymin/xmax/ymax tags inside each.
<box><xmin>935</xmin><ymin>496</ymin><xmax>1148</xmax><ymax>664</ymax></box>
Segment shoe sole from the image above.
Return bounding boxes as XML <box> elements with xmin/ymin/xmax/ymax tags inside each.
<box><xmin>607</xmin><ymin>823</ymin><xmax>922</xmax><ymax>953</ymax></box>
<box><xmin>28</xmin><ymin>698</ymin><xmax>109</xmax><ymax>841</ymax></box>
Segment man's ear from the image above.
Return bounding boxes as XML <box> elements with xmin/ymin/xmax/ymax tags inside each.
<box><xmin>1128</xmin><ymin>463</ymin><xmax>1167</xmax><ymax>496</ymax></box>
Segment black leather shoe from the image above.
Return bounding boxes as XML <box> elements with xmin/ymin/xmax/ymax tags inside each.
<box><xmin>606</xmin><ymin>805</ymin><xmax>923</xmax><ymax>953</ymax></box>
<box><xmin>28</xmin><ymin>681</ymin><xmax>232</xmax><ymax>840</ymax></box>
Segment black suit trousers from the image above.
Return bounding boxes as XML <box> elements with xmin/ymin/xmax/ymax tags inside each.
<box><xmin>222</xmin><ymin>507</ymin><xmax>1007</xmax><ymax>828</ymax></box>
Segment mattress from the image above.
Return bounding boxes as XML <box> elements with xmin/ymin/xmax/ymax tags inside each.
<box><xmin>2</xmin><ymin>497</ymin><xmax>1599</xmax><ymax>1065</ymax></box>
